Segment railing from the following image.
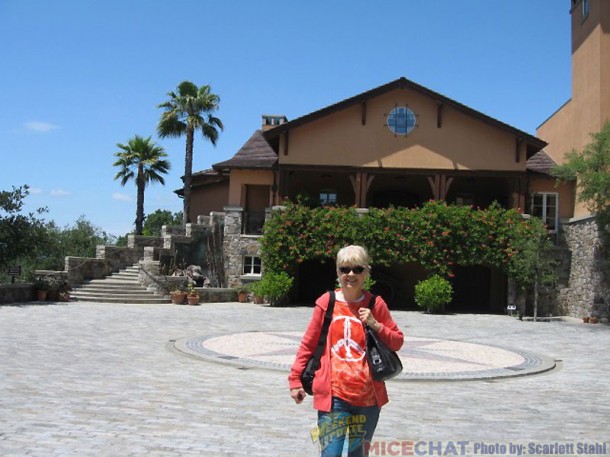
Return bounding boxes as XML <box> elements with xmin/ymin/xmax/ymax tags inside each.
<box><xmin>243</xmin><ymin>211</ymin><xmax>265</xmax><ymax>235</ymax></box>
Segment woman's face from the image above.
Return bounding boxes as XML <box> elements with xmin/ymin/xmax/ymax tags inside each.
<box><xmin>337</xmin><ymin>264</ymin><xmax>367</xmax><ymax>292</ymax></box>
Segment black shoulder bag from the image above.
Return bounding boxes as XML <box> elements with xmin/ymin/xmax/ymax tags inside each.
<box><xmin>365</xmin><ymin>294</ymin><xmax>403</xmax><ymax>381</ymax></box>
<box><xmin>300</xmin><ymin>291</ymin><xmax>335</xmax><ymax>395</ymax></box>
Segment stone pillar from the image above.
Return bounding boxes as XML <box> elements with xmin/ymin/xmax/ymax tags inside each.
<box><xmin>559</xmin><ymin>216</ymin><xmax>609</xmax><ymax>318</ymax></box>
<box><xmin>223</xmin><ymin>206</ymin><xmax>244</xmax><ymax>288</ymax></box>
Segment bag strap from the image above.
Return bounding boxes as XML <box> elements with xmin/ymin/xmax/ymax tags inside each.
<box><xmin>365</xmin><ymin>294</ymin><xmax>377</xmax><ymax>330</ymax></box>
<box><xmin>367</xmin><ymin>294</ymin><xmax>377</xmax><ymax>310</ymax></box>
<box><xmin>310</xmin><ymin>291</ymin><xmax>335</xmax><ymax>366</ymax></box>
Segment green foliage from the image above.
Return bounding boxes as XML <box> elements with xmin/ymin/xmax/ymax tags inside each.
<box><xmin>157</xmin><ymin>81</ymin><xmax>223</xmax><ymax>226</ymax></box>
<box><xmin>1</xmin><ymin>194</ymin><xmax>113</xmax><ymax>283</ymax></box>
<box><xmin>113</xmin><ymin>135</ymin><xmax>170</xmax><ymax>235</ymax></box>
<box><xmin>414</xmin><ymin>275</ymin><xmax>453</xmax><ymax>313</ymax></box>
<box><xmin>553</xmin><ymin>121</ymin><xmax>610</xmax><ymax>263</ymax></box>
<box><xmin>143</xmin><ymin>209</ymin><xmax>183</xmax><ymax>236</ymax></box>
<box><xmin>250</xmin><ymin>271</ymin><xmax>293</xmax><ymax>306</ymax></box>
<box><xmin>552</xmin><ymin>121</ymin><xmax>610</xmax><ymax>219</ymax></box>
<box><xmin>260</xmin><ymin>200</ymin><xmax>552</xmax><ymax>290</ymax></box>
<box><xmin>0</xmin><ymin>185</ymin><xmax>48</xmax><ymax>282</ymax></box>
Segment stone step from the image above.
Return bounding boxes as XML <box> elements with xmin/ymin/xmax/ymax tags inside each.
<box><xmin>72</xmin><ymin>263</ymin><xmax>168</xmax><ymax>305</ymax></box>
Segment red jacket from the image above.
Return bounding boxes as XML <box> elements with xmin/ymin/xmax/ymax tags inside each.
<box><xmin>289</xmin><ymin>290</ymin><xmax>404</xmax><ymax>412</ymax></box>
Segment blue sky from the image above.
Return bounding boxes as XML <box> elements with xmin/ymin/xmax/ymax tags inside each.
<box><xmin>0</xmin><ymin>0</ymin><xmax>572</xmax><ymax>237</ymax></box>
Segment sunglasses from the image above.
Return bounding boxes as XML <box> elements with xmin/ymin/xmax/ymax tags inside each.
<box><xmin>338</xmin><ymin>266</ymin><xmax>365</xmax><ymax>275</ymax></box>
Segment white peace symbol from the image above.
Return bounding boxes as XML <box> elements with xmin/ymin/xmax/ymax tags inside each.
<box><xmin>331</xmin><ymin>315</ymin><xmax>366</xmax><ymax>362</ymax></box>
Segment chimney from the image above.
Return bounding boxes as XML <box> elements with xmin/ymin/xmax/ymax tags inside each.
<box><xmin>261</xmin><ymin>114</ymin><xmax>287</xmax><ymax>131</ymax></box>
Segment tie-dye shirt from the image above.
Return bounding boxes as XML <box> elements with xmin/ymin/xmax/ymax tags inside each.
<box><xmin>329</xmin><ymin>299</ymin><xmax>377</xmax><ymax>406</ymax></box>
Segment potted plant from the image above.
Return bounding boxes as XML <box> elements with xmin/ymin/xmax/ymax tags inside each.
<box><xmin>33</xmin><ymin>277</ymin><xmax>50</xmax><ymax>301</ymax></box>
<box><xmin>235</xmin><ymin>284</ymin><xmax>250</xmax><ymax>303</ymax></box>
<box><xmin>58</xmin><ymin>281</ymin><xmax>71</xmax><ymax>302</ymax></box>
<box><xmin>46</xmin><ymin>276</ymin><xmax>61</xmax><ymax>301</ymax></box>
<box><xmin>248</xmin><ymin>281</ymin><xmax>265</xmax><ymax>304</ymax></box>
<box><xmin>170</xmin><ymin>284</ymin><xmax>187</xmax><ymax>304</ymax></box>
<box><xmin>186</xmin><ymin>283</ymin><xmax>200</xmax><ymax>305</ymax></box>
<box><xmin>414</xmin><ymin>275</ymin><xmax>453</xmax><ymax>314</ymax></box>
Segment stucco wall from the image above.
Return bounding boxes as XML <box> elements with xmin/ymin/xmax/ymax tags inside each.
<box><xmin>280</xmin><ymin>89</ymin><xmax>525</xmax><ymax>172</ymax></box>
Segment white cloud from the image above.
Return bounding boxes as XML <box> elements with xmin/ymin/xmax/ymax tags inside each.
<box><xmin>112</xmin><ymin>192</ymin><xmax>132</xmax><ymax>202</ymax></box>
<box><xmin>50</xmin><ymin>189</ymin><xmax>71</xmax><ymax>197</ymax></box>
<box><xmin>24</xmin><ymin>121</ymin><xmax>59</xmax><ymax>133</ymax></box>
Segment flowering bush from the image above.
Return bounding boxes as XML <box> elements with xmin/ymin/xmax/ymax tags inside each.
<box><xmin>260</xmin><ymin>200</ymin><xmax>551</xmax><ymax>290</ymax></box>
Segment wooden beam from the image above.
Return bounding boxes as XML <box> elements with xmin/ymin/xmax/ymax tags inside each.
<box><xmin>283</xmin><ymin>131</ymin><xmax>289</xmax><ymax>156</ymax></box>
<box><xmin>361</xmin><ymin>101</ymin><xmax>367</xmax><ymax>126</ymax></box>
<box><xmin>515</xmin><ymin>138</ymin><xmax>522</xmax><ymax>163</ymax></box>
<box><xmin>437</xmin><ymin>102</ymin><xmax>443</xmax><ymax>128</ymax></box>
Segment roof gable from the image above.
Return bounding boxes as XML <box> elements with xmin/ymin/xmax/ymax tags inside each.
<box><xmin>213</xmin><ymin>130</ymin><xmax>277</xmax><ymax>170</ymax></box>
<box><xmin>263</xmin><ymin>77</ymin><xmax>547</xmax><ymax>155</ymax></box>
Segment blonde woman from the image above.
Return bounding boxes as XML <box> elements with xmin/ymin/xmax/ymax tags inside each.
<box><xmin>289</xmin><ymin>245</ymin><xmax>404</xmax><ymax>456</ymax></box>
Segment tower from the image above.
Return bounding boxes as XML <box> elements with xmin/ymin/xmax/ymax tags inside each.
<box><xmin>537</xmin><ymin>0</ymin><xmax>610</xmax><ymax>218</ymax></box>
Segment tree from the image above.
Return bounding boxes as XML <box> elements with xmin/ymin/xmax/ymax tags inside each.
<box><xmin>142</xmin><ymin>209</ymin><xmax>183</xmax><ymax>236</ymax></box>
<box><xmin>553</xmin><ymin>121</ymin><xmax>610</xmax><ymax>234</ymax></box>
<box><xmin>0</xmin><ymin>185</ymin><xmax>47</xmax><ymax>281</ymax></box>
<box><xmin>157</xmin><ymin>80</ymin><xmax>223</xmax><ymax>226</ymax></box>
<box><xmin>113</xmin><ymin>135</ymin><xmax>170</xmax><ymax>235</ymax></box>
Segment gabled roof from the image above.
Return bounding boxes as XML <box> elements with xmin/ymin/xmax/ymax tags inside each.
<box><xmin>526</xmin><ymin>150</ymin><xmax>558</xmax><ymax>175</ymax></box>
<box><xmin>212</xmin><ymin>130</ymin><xmax>277</xmax><ymax>171</ymax></box>
<box><xmin>263</xmin><ymin>77</ymin><xmax>547</xmax><ymax>155</ymax></box>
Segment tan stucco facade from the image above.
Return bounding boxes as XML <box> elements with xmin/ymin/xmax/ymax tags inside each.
<box><xmin>280</xmin><ymin>89</ymin><xmax>527</xmax><ymax>172</ymax></box>
<box><xmin>537</xmin><ymin>0</ymin><xmax>610</xmax><ymax>218</ymax></box>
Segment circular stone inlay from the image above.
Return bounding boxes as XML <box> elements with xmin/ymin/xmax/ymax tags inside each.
<box><xmin>174</xmin><ymin>331</ymin><xmax>556</xmax><ymax>381</ymax></box>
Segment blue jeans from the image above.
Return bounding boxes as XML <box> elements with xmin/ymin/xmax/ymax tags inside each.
<box><xmin>317</xmin><ymin>397</ymin><xmax>380</xmax><ymax>457</ymax></box>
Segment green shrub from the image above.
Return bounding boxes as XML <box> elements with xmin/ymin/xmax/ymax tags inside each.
<box><xmin>254</xmin><ymin>271</ymin><xmax>294</xmax><ymax>306</ymax></box>
<box><xmin>414</xmin><ymin>275</ymin><xmax>453</xmax><ymax>313</ymax></box>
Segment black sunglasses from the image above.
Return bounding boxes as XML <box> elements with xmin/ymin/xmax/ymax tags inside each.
<box><xmin>338</xmin><ymin>266</ymin><xmax>365</xmax><ymax>275</ymax></box>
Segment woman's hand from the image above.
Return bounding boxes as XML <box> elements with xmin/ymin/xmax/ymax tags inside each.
<box><xmin>291</xmin><ymin>388</ymin><xmax>306</xmax><ymax>404</ymax></box>
<box><xmin>358</xmin><ymin>307</ymin><xmax>382</xmax><ymax>331</ymax></box>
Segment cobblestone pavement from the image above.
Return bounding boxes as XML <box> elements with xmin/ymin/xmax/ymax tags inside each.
<box><xmin>1</xmin><ymin>301</ymin><xmax>609</xmax><ymax>457</ymax></box>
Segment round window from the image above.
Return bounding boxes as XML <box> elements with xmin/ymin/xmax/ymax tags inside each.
<box><xmin>387</xmin><ymin>106</ymin><xmax>416</xmax><ymax>135</ymax></box>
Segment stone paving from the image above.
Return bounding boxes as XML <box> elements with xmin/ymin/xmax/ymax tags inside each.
<box><xmin>1</xmin><ymin>301</ymin><xmax>609</xmax><ymax>457</ymax></box>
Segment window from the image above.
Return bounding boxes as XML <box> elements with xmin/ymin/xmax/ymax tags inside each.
<box><xmin>455</xmin><ymin>194</ymin><xmax>474</xmax><ymax>207</ymax></box>
<box><xmin>531</xmin><ymin>193</ymin><xmax>558</xmax><ymax>234</ymax></box>
<box><xmin>320</xmin><ymin>190</ymin><xmax>337</xmax><ymax>206</ymax></box>
<box><xmin>582</xmin><ymin>0</ymin><xmax>589</xmax><ymax>19</ymax></box>
<box><xmin>242</xmin><ymin>256</ymin><xmax>262</xmax><ymax>276</ymax></box>
<box><xmin>387</xmin><ymin>106</ymin><xmax>417</xmax><ymax>136</ymax></box>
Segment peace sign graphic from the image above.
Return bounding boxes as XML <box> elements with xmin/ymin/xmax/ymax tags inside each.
<box><xmin>331</xmin><ymin>316</ymin><xmax>366</xmax><ymax>362</ymax></box>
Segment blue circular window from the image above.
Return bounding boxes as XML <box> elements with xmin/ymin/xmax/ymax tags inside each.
<box><xmin>387</xmin><ymin>106</ymin><xmax>416</xmax><ymax>135</ymax></box>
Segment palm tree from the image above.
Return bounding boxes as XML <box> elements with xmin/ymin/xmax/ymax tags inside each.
<box><xmin>157</xmin><ymin>80</ymin><xmax>223</xmax><ymax>226</ymax></box>
<box><xmin>113</xmin><ymin>135</ymin><xmax>170</xmax><ymax>235</ymax></box>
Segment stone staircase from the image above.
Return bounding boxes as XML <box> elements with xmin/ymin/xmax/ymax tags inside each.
<box><xmin>71</xmin><ymin>264</ymin><xmax>169</xmax><ymax>304</ymax></box>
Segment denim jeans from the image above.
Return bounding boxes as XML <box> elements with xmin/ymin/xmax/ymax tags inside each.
<box><xmin>317</xmin><ymin>397</ymin><xmax>380</xmax><ymax>457</ymax></box>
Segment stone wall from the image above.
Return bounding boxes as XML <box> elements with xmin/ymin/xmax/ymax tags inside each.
<box><xmin>223</xmin><ymin>207</ymin><xmax>263</xmax><ymax>288</ymax></box>
<box><xmin>558</xmin><ymin>216</ymin><xmax>609</xmax><ymax>318</ymax></box>
<box><xmin>0</xmin><ymin>283</ymin><xmax>34</xmax><ymax>304</ymax></box>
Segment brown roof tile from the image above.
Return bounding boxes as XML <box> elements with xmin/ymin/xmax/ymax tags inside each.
<box><xmin>212</xmin><ymin>130</ymin><xmax>277</xmax><ymax>170</ymax></box>
<box><xmin>526</xmin><ymin>150</ymin><xmax>558</xmax><ymax>175</ymax></box>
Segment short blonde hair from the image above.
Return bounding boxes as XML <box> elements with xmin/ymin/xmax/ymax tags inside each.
<box><xmin>336</xmin><ymin>245</ymin><xmax>371</xmax><ymax>270</ymax></box>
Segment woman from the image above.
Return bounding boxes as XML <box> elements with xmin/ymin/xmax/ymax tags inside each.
<box><xmin>289</xmin><ymin>245</ymin><xmax>404</xmax><ymax>457</ymax></box>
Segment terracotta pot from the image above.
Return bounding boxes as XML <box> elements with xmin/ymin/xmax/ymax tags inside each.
<box><xmin>590</xmin><ymin>316</ymin><xmax>598</xmax><ymax>324</ymax></box>
<box><xmin>187</xmin><ymin>295</ymin><xmax>200</xmax><ymax>305</ymax></box>
<box><xmin>583</xmin><ymin>316</ymin><xmax>590</xmax><ymax>323</ymax></box>
<box><xmin>238</xmin><ymin>292</ymin><xmax>248</xmax><ymax>303</ymax></box>
<box><xmin>171</xmin><ymin>292</ymin><xmax>186</xmax><ymax>305</ymax></box>
<box><xmin>36</xmin><ymin>290</ymin><xmax>48</xmax><ymax>301</ymax></box>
